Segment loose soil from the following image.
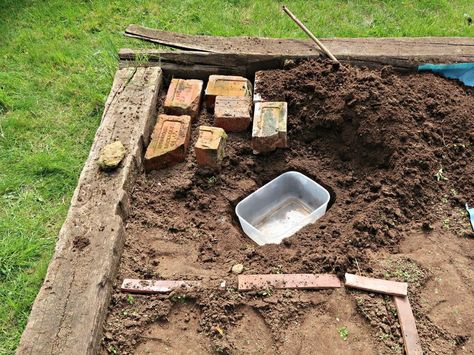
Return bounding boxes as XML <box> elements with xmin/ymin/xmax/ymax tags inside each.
<box><xmin>102</xmin><ymin>60</ymin><xmax>473</xmax><ymax>354</ymax></box>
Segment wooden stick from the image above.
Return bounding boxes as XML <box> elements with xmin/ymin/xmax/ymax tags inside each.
<box><xmin>282</xmin><ymin>5</ymin><xmax>340</xmax><ymax>65</ymax></box>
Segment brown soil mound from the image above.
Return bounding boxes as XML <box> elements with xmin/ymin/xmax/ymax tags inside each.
<box><xmin>102</xmin><ymin>60</ymin><xmax>474</xmax><ymax>354</ymax></box>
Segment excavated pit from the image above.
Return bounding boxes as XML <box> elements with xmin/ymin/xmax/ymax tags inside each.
<box><xmin>101</xmin><ymin>60</ymin><xmax>474</xmax><ymax>355</ymax></box>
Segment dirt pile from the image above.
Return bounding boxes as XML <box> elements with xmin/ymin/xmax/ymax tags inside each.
<box><xmin>102</xmin><ymin>60</ymin><xmax>474</xmax><ymax>354</ymax></box>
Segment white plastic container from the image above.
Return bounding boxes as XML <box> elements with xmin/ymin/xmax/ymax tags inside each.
<box><xmin>235</xmin><ymin>171</ymin><xmax>330</xmax><ymax>245</ymax></box>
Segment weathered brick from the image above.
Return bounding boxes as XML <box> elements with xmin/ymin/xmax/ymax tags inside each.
<box><xmin>204</xmin><ymin>75</ymin><xmax>252</xmax><ymax>110</ymax></box>
<box><xmin>253</xmin><ymin>70</ymin><xmax>263</xmax><ymax>103</ymax></box>
<box><xmin>121</xmin><ymin>279</ymin><xmax>200</xmax><ymax>294</ymax></box>
<box><xmin>252</xmin><ymin>101</ymin><xmax>288</xmax><ymax>154</ymax></box>
<box><xmin>344</xmin><ymin>273</ymin><xmax>408</xmax><ymax>296</ymax></box>
<box><xmin>214</xmin><ymin>96</ymin><xmax>252</xmax><ymax>132</ymax></box>
<box><xmin>394</xmin><ymin>296</ymin><xmax>423</xmax><ymax>355</ymax></box>
<box><xmin>164</xmin><ymin>78</ymin><xmax>203</xmax><ymax>120</ymax></box>
<box><xmin>238</xmin><ymin>274</ymin><xmax>341</xmax><ymax>291</ymax></box>
<box><xmin>194</xmin><ymin>126</ymin><xmax>227</xmax><ymax>170</ymax></box>
<box><xmin>144</xmin><ymin>114</ymin><xmax>191</xmax><ymax>171</ymax></box>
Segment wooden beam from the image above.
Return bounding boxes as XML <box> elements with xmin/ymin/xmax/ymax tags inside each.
<box><xmin>125</xmin><ymin>25</ymin><xmax>474</xmax><ymax>67</ymax></box>
<box><xmin>17</xmin><ymin>67</ymin><xmax>163</xmax><ymax>355</ymax></box>
<box><xmin>119</xmin><ymin>48</ymin><xmax>321</xmax><ymax>79</ymax></box>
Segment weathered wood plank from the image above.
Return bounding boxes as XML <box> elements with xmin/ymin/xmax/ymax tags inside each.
<box><xmin>120</xmin><ymin>279</ymin><xmax>200</xmax><ymax>294</ymax></box>
<box><xmin>238</xmin><ymin>274</ymin><xmax>341</xmax><ymax>291</ymax></box>
<box><xmin>119</xmin><ymin>43</ymin><xmax>474</xmax><ymax>80</ymax></box>
<box><xmin>345</xmin><ymin>273</ymin><xmax>408</xmax><ymax>296</ymax></box>
<box><xmin>17</xmin><ymin>67</ymin><xmax>162</xmax><ymax>355</ymax></box>
<box><xmin>394</xmin><ymin>296</ymin><xmax>423</xmax><ymax>355</ymax></box>
<box><xmin>119</xmin><ymin>48</ymin><xmax>321</xmax><ymax>79</ymax></box>
<box><xmin>125</xmin><ymin>24</ymin><xmax>474</xmax><ymax>66</ymax></box>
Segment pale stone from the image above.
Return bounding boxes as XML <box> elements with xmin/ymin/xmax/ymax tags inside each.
<box><xmin>98</xmin><ymin>141</ymin><xmax>126</xmax><ymax>171</ymax></box>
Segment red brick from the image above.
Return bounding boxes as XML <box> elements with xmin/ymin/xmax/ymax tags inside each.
<box><xmin>238</xmin><ymin>274</ymin><xmax>341</xmax><ymax>291</ymax></box>
<box><xmin>144</xmin><ymin>114</ymin><xmax>191</xmax><ymax>171</ymax></box>
<box><xmin>214</xmin><ymin>96</ymin><xmax>252</xmax><ymax>132</ymax></box>
<box><xmin>164</xmin><ymin>79</ymin><xmax>203</xmax><ymax>121</ymax></box>
<box><xmin>194</xmin><ymin>126</ymin><xmax>227</xmax><ymax>170</ymax></box>
<box><xmin>394</xmin><ymin>296</ymin><xmax>423</xmax><ymax>355</ymax></box>
<box><xmin>344</xmin><ymin>273</ymin><xmax>408</xmax><ymax>296</ymax></box>
<box><xmin>252</xmin><ymin>102</ymin><xmax>288</xmax><ymax>154</ymax></box>
<box><xmin>205</xmin><ymin>75</ymin><xmax>252</xmax><ymax>110</ymax></box>
<box><xmin>120</xmin><ymin>278</ymin><xmax>200</xmax><ymax>294</ymax></box>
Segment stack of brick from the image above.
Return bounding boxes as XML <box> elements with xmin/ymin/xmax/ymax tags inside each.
<box><xmin>144</xmin><ymin>73</ymin><xmax>288</xmax><ymax>172</ymax></box>
<box><xmin>204</xmin><ymin>75</ymin><xmax>252</xmax><ymax>110</ymax></box>
<box><xmin>205</xmin><ymin>74</ymin><xmax>253</xmax><ymax>133</ymax></box>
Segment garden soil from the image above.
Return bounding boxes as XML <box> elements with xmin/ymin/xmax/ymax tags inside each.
<box><xmin>101</xmin><ymin>60</ymin><xmax>474</xmax><ymax>354</ymax></box>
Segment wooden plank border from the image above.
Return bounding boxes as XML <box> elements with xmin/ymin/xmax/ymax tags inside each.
<box><xmin>16</xmin><ymin>67</ymin><xmax>163</xmax><ymax>355</ymax></box>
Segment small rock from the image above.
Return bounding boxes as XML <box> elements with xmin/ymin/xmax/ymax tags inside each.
<box><xmin>231</xmin><ymin>263</ymin><xmax>244</xmax><ymax>274</ymax></box>
<box><xmin>283</xmin><ymin>59</ymin><xmax>296</xmax><ymax>68</ymax></box>
<box><xmin>98</xmin><ymin>141</ymin><xmax>126</xmax><ymax>171</ymax></box>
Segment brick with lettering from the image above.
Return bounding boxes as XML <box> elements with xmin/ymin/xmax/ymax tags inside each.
<box><xmin>144</xmin><ymin>114</ymin><xmax>191</xmax><ymax>171</ymax></box>
<box><xmin>164</xmin><ymin>78</ymin><xmax>203</xmax><ymax>120</ymax></box>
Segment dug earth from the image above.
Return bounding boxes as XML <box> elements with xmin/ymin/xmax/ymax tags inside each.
<box><xmin>102</xmin><ymin>60</ymin><xmax>473</xmax><ymax>354</ymax></box>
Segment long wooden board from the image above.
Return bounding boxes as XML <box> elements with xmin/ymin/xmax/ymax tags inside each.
<box><xmin>238</xmin><ymin>274</ymin><xmax>341</xmax><ymax>291</ymax></box>
<box><xmin>119</xmin><ymin>48</ymin><xmax>323</xmax><ymax>79</ymax></box>
<box><xmin>394</xmin><ymin>296</ymin><xmax>423</xmax><ymax>355</ymax></box>
<box><xmin>125</xmin><ymin>24</ymin><xmax>474</xmax><ymax>68</ymax></box>
<box><xmin>17</xmin><ymin>67</ymin><xmax>162</xmax><ymax>355</ymax></box>
<box><xmin>344</xmin><ymin>273</ymin><xmax>408</xmax><ymax>296</ymax></box>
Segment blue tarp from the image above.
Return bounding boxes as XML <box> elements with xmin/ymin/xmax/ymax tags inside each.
<box><xmin>418</xmin><ymin>63</ymin><xmax>474</xmax><ymax>87</ymax></box>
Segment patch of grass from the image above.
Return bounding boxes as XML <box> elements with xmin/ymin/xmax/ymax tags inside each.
<box><xmin>0</xmin><ymin>0</ymin><xmax>473</xmax><ymax>353</ymax></box>
<box><xmin>170</xmin><ymin>294</ymin><xmax>189</xmax><ymax>303</ymax></box>
<box><xmin>434</xmin><ymin>168</ymin><xmax>448</xmax><ymax>181</ymax></box>
<box><xmin>384</xmin><ymin>258</ymin><xmax>427</xmax><ymax>286</ymax></box>
<box><xmin>337</xmin><ymin>326</ymin><xmax>349</xmax><ymax>341</ymax></box>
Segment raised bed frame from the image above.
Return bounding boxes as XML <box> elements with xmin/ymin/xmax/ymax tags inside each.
<box><xmin>16</xmin><ymin>32</ymin><xmax>474</xmax><ymax>354</ymax></box>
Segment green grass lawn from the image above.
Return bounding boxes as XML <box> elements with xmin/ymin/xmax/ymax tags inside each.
<box><xmin>0</xmin><ymin>0</ymin><xmax>473</xmax><ymax>353</ymax></box>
